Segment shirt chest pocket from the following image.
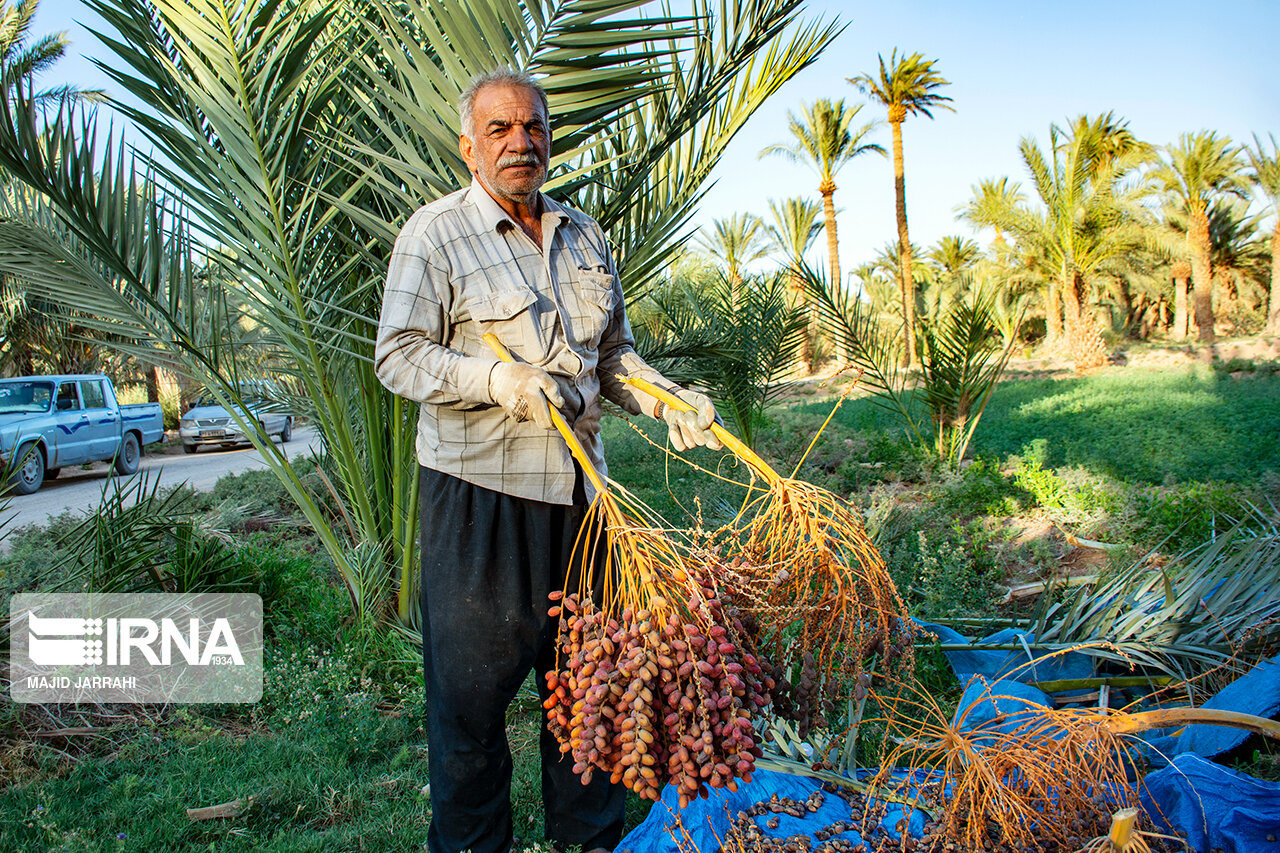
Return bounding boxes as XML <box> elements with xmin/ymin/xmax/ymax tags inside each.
<box><xmin>565</xmin><ymin>269</ymin><xmax>615</xmax><ymax>351</ymax></box>
<box><xmin>464</xmin><ymin>287</ymin><xmax>542</xmax><ymax>351</ymax></box>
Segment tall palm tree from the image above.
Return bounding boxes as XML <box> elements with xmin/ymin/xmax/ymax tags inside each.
<box><xmin>918</xmin><ymin>236</ymin><xmax>980</xmax><ymax>327</ymax></box>
<box><xmin>767</xmin><ymin>196</ymin><xmax>822</xmax><ymax>370</ymax></box>
<box><xmin>849</xmin><ymin>50</ymin><xmax>953</xmax><ymax>367</ymax></box>
<box><xmin>1152</xmin><ymin>198</ymin><xmax>1267</xmax><ymax>339</ymax></box>
<box><xmin>0</xmin><ymin>0</ymin><xmax>102</xmax><ymax>104</ymax></box>
<box><xmin>869</xmin><ymin>239</ymin><xmax>923</xmax><ymax>328</ymax></box>
<box><xmin>0</xmin><ymin>0</ymin><xmax>62</xmax><ymax>95</ymax></box>
<box><xmin>851</xmin><ymin>259</ymin><xmax>897</xmax><ymax>323</ymax></box>
<box><xmin>963</xmin><ymin>178</ymin><xmax>1026</xmax><ymax>248</ymax></box>
<box><xmin>1245</xmin><ymin>133</ymin><xmax>1280</xmax><ymax>333</ymax></box>
<box><xmin>1067</xmin><ymin>111</ymin><xmax>1152</xmax><ymax>174</ymax></box>
<box><xmin>1169</xmin><ymin>258</ymin><xmax>1193</xmax><ymax>339</ymax></box>
<box><xmin>759</xmin><ymin>98</ymin><xmax>883</xmax><ymax>290</ymax></box>
<box><xmin>1151</xmin><ymin>132</ymin><xmax>1249</xmax><ymax>343</ymax></box>
<box><xmin>697</xmin><ymin>212</ymin><xmax>769</xmax><ymax>290</ymax></box>
<box><xmin>959</xmin><ymin>177</ymin><xmax>1044</xmax><ymax>342</ymax></box>
<box><xmin>1204</xmin><ymin>200</ymin><xmax>1269</xmax><ymax>322</ymax></box>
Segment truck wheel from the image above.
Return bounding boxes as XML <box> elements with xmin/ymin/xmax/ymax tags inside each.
<box><xmin>8</xmin><ymin>443</ymin><xmax>45</xmax><ymax>495</ymax></box>
<box><xmin>279</xmin><ymin>417</ymin><xmax>293</xmax><ymax>443</ymax></box>
<box><xmin>114</xmin><ymin>432</ymin><xmax>141</xmax><ymax>475</ymax></box>
<box><xmin>183</xmin><ymin>443</ymin><xmax>197</xmax><ymax>454</ymax></box>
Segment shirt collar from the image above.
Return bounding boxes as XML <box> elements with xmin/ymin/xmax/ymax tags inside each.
<box><xmin>465</xmin><ymin>176</ymin><xmax>569</xmax><ymax>234</ymax></box>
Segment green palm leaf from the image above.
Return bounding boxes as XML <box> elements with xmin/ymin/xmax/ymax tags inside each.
<box><xmin>0</xmin><ymin>0</ymin><xmax>839</xmax><ymax>637</ymax></box>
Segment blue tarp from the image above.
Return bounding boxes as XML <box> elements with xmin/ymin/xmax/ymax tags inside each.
<box><xmin>952</xmin><ymin>675</ymin><xmax>1054</xmax><ymax>738</ymax></box>
<box><xmin>916</xmin><ymin>621</ymin><xmax>1095</xmax><ymax>686</ymax></box>
<box><xmin>1142</xmin><ymin>753</ymin><xmax>1280</xmax><ymax>853</ymax></box>
<box><xmin>614</xmin><ymin>768</ymin><xmax>930</xmax><ymax>853</ymax></box>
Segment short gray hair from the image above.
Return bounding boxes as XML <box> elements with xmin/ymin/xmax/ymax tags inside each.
<box><xmin>459</xmin><ymin>68</ymin><xmax>549</xmax><ymax>137</ymax></box>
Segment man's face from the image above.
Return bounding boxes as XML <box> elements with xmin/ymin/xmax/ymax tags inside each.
<box><xmin>460</xmin><ymin>84</ymin><xmax>551</xmax><ymax>205</ymax></box>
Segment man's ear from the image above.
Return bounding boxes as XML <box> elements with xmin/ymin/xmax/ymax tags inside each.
<box><xmin>459</xmin><ymin>133</ymin><xmax>477</xmax><ymax>174</ymax></box>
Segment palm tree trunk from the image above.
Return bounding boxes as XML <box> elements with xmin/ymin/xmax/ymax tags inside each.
<box><xmin>1060</xmin><ymin>265</ymin><xmax>1106</xmax><ymax>371</ymax></box>
<box><xmin>1172</xmin><ymin>260</ymin><xmax>1191</xmax><ymax>340</ymax></box>
<box><xmin>1114</xmin><ymin>275</ymin><xmax>1133</xmax><ymax>333</ymax></box>
<box><xmin>1189</xmin><ymin>212</ymin><xmax>1216</xmax><ymax>343</ymax></box>
<box><xmin>1268</xmin><ymin>225</ymin><xmax>1280</xmax><ymax>334</ymax></box>
<box><xmin>1044</xmin><ymin>282</ymin><xmax>1063</xmax><ymax>352</ymax></box>
<box><xmin>784</xmin><ymin>266</ymin><xmax>815</xmax><ymax>374</ymax></box>
<box><xmin>145</xmin><ymin>364</ymin><xmax>161</xmax><ymax>403</ymax></box>
<box><xmin>891</xmin><ymin>118</ymin><xmax>915</xmax><ymax>368</ymax></box>
<box><xmin>820</xmin><ymin>180</ymin><xmax>839</xmax><ymax>285</ymax></box>
<box><xmin>820</xmin><ymin>180</ymin><xmax>842</xmax><ymax>364</ymax></box>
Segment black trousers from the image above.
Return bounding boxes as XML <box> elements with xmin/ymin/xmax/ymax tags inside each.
<box><xmin>418</xmin><ymin>466</ymin><xmax>626</xmax><ymax>853</ymax></box>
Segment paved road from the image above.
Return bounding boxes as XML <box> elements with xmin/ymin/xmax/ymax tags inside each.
<box><xmin>2</xmin><ymin>427</ymin><xmax>322</xmax><ymax>535</ymax></box>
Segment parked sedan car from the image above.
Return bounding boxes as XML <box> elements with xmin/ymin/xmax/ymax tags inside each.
<box><xmin>177</xmin><ymin>385</ymin><xmax>293</xmax><ymax>453</ymax></box>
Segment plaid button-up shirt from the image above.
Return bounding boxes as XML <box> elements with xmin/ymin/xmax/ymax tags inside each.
<box><xmin>375</xmin><ymin>179</ymin><xmax>670</xmax><ymax>505</ymax></box>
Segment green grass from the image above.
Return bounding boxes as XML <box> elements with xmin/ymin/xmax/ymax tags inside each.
<box><xmin>3</xmin><ymin>697</ymin><xmax>429</xmax><ymax>852</ymax></box>
<box><xmin>793</xmin><ymin>365</ymin><xmax>1280</xmax><ymax>486</ymax></box>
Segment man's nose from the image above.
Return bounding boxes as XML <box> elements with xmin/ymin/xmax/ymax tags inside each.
<box><xmin>509</xmin><ymin>124</ymin><xmax>535</xmax><ymax>151</ymax></box>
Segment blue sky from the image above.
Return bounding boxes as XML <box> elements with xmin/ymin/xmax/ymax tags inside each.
<box><xmin>33</xmin><ymin>0</ymin><xmax>1280</xmax><ymax>279</ymax></box>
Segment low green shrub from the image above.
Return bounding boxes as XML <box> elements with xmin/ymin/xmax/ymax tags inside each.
<box><xmin>1124</xmin><ymin>482</ymin><xmax>1259</xmax><ymax>553</ymax></box>
<box><xmin>161</xmin><ymin>526</ymin><xmax>260</xmax><ymax>592</ymax></box>
<box><xmin>863</xmin><ymin>430</ymin><xmax>936</xmax><ymax>484</ymax></box>
<box><xmin>196</xmin><ymin>467</ymin><xmax>300</xmax><ymax>517</ymax></box>
<box><xmin>868</xmin><ymin>500</ymin><xmax>1000</xmax><ymax>621</ymax></box>
<box><xmin>1007</xmin><ymin>440</ymin><xmax>1122</xmax><ymax>532</ymax></box>
<box><xmin>933</xmin><ymin>457</ymin><xmax>1028</xmax><ymax>518</ymax></box>
<box><xmin>245</xmin><ymin>541</ymin><xmax>344</xmax><ymax>637</ymax></box>
<box><xmin>0</xmin><ymin>512</ymin><xmax>82</xmax><ymax>595</ymax></box>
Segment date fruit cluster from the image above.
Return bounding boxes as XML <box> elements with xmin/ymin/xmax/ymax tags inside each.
<box><xmin>544</xmin><ymin>579</ymin><xmax>773</xmax><ymax>807</ymax></box>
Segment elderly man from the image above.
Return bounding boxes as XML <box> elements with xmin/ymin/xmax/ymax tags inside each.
<box><xmin>374</xmin><ymin>68</ymin><xmax>721</xmax><ymax>853</ymax></box>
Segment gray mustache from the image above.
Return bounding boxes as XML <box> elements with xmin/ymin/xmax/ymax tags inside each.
<box><xmin>499</xmin><ymin>155</ymin><xmax>541</xmax><ymax>168</ymax></box>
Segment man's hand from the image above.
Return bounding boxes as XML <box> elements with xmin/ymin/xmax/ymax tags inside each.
<box><xmin>661</xmin><ymin>389</ymin><xmax>724</xmax><ymax>452</ymax></box>
<box><xmin>489</xmin><ymin>362</ymin><xmax>563</xmax><ymax>430</ymax></box>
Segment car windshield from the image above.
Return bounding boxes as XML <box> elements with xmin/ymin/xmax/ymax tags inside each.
<box><xmin>193</xmin><ymin>385</ymin><xmax>272</xmax><ymax>409</ymax></box>
<box><xmin>0</xmin><ymin>381</ymin><xmax>55</xmax><ymax>414</ymax></box>
<box><xmin>193</xmin><ymin>393</ymin><xmax>225</xmax><ymax>408</ymax></box>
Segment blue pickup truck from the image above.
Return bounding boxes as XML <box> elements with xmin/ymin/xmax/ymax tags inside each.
<box><xmin>0</xmin><ymin>374</ymin><xmax>165</xmax><ymax>495</ymax></box>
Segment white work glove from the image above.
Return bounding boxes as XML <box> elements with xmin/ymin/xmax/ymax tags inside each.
<box><xmin>489</xmin><ymin>362</ymin><xmax>563</xmax><ymax>430</ymax></box>
<box><xmin>658</xmin><ymin>388</ymin><xmax>724</xmax><ymax>452</ymax></box>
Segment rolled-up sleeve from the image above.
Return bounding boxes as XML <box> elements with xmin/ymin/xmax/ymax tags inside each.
<box><xmin>375</xmin><ymin>229</ymin><xmax>500</xmax><ymax>407</ymax></box>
